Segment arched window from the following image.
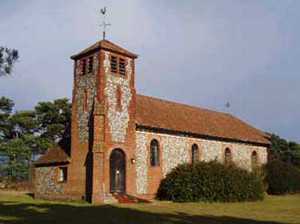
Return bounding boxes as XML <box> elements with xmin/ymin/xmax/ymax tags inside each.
<box><xmin>150</xmin><ymin>139</ymin><xmax>159</xmax><ymax>166</ymax></box>
<box><xmin>191</xmin><ymin>144</ymin><xmax>199</xmax><ymax>164</ymax></box>
<box><xmin>224</xmin><ymin>148</ymin><xmax>232</xmax><ymax>165</ymax></box>
<box><xmin>251</xmin><ymin>151</ymin><xmax>258</xmax><ymax>170</ymax></box>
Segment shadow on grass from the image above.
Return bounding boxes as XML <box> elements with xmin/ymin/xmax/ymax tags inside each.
<box><xmin>0</xmin><ymin>200</ymin><xmax>287</xmax><ymax>224</ymax></box>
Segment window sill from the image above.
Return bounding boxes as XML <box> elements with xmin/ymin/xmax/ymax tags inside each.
<box><xmin>149</xmin><ymin>165</ymin><xmax>161</xmax><ymax>169</ymax></box>
<box><xmin>58</xmin><ymin>181</ymin><xmax>67</xmax><ymax>184</ymax></box>
<box><xmin>110</xmin><ymin>72</ymin><xmax>127</xmax><ymax>78</ymax></box>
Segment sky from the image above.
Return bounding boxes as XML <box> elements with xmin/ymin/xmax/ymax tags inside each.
<box><xmin>0</xmin><ymin>0</ymin><xmax>299</xmax><ymax>142</ymax></box>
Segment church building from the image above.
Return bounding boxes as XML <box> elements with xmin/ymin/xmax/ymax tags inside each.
<box><xmin>34</xmin><ymin>39</ymin><xmax>270</xmax><ymax>203</ymax></box>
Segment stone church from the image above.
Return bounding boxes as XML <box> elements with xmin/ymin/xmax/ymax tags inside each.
<box><xmin>34</xmin><ymin>39</ymin><xmax>270</xmax><ymax>203</ymax></box>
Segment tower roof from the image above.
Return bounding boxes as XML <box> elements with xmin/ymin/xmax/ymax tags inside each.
<box><xmin>71</xmin><ymin>39</ymin><xmax>138</xmax><ymax>60</ymax></box>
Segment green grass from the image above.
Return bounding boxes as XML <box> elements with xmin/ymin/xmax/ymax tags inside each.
<box><xmin>0</xmin><ymin>191</ymin><xmax>300</xmax><ymax>224</ymax></box>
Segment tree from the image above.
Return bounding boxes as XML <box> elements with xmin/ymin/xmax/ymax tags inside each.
<box><xmin>0</xmin><ymin>47</ymin><xmax>19</xmax><ymax>77</ymax></box>
<box><xmin>10</xmin><ymin>111</ymin><xmax>38</xmax><ymax>136</ymax></box>
<box><xmin>0</xmin><ymin>97</ymin><xmax>71</xmax><ymax>181</ymax></box>
<box><xmin>0</xmin><ymin>97</ymin><xmax>71</xmax><ymax>180</ymax></box>
<box><xmin>269</xmin><ymin>133</ymin><xmax>300</xmax><ymax>167</ymax></box>
<box><xmin>0</xmin><ymin>138</ymin><xmax>31</xmax><ymax>181</ymax></box>
<box><xmin>0</xmin><ymin>97</ymin><xmax>14</xmax><ymax>141</ymax></box>
<box><xmin>289</xmin><ymin>141</ymin><xmax>300</xmax><ymax>167</ymax></box>
<box><xmin>35</xmin><ymin>98</ymin><xmax>71</xmax><ymax>150</ymax></box>
<box><xmin>0</xmin><ymin>99</ymin><xmax>38</xmax><ymax>180</ymax></box>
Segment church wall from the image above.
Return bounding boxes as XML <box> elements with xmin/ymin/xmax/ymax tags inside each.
<box><xmin>34</xmin><ymin>166</ymin><xmax>67</xmax><ymax>200</ymax></box>
<box><xmin>135</xmin><ymin>130</ymin><xmax>268</xmax><ymax>197</ymax></box>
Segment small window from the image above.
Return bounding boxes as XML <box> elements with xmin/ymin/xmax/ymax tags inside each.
<box><xmin>224</xmin><ymin>148</ymin><xmax>232</xmax><ymax>165</ymax></box>
<box><xmin>81</xmin><ymin>59</ymin><xmax>87</xmax><ymax>75</ymax></box>
<box><xmin>191</xmin><ymin>144</ymin><xmax>199</xmax><ymax>164</ymax></box>
<box><xmin>88</xmin><ymin>56</ymin><xmax>93</xmax><ymax>73</ymax></box>
<box><xmin>119</xmin><ymin>58</ymin><xmax>126</xmax><ymax>75</ymax></box>
<box><xmin>58</xmin><ymin>167</ymin><xmax>67</xmax><ymax>182</ymax></box>
<box><xmin>251</xmin><ymin>151</ymin><xmax>258</xmax><ymax>170</ymax></box>
<box><xmin>116</xmin><ymin>86</ymin><xmax>122</xmax><ymax>110</ymax></box>
<box><xmin>110</xmin><ymin>56</ymin><xmax>118</xmax><ymax>73</ymax></box>
<box><xmin>83</xmin><ymin>89</ymin><xmax>88</xmax><ymax>112</ymax></box>
<box><xmin>150</xmin><ymin>139</ymin><xmax>160</xmax><ymax>166</ymax></box>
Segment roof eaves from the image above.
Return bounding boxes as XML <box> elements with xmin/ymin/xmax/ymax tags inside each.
<box><xmin>135</xmin><ymin>123</ymin><xmax>270</xmax><ymax>147</ymax></box>
<box><xmin>70</xmin><ymin>40</ymin><xmax>138</xmax><ymax>60</ymax></box>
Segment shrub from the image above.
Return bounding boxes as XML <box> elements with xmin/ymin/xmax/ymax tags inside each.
<box><xmin>156</xmin><ymin>161</ymin><xmax>264</xmax><ymax>202</ymax></box>
<box><xmin>265</xmin><ymin>159</ymin><xmax>300</xmax><ymax>195</ymax></box>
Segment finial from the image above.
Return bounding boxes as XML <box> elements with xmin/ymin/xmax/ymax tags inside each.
<box><xmin>225</xmin><ymin>102</ymin><xmax>231</xmax><ymax>109</ymax></box>
<box><xmin>225</xmin><ymin>101</ymin><xmax>231</xmax><ymax>112</ymax></box>
<box><xmin>100</xmin><ymin>7</ymin><xmax>111</xmax><ymax>40</ymax></box>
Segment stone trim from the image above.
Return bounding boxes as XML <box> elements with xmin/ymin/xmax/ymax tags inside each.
<box><xmin>136</xmin><ymin>125</ymin><xmax>270</xmax><ymax>147</ymax></box>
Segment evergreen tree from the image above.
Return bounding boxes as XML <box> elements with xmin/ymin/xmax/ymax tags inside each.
<box><xmin>269</xmin><ymin>133</ymin><xmax>300</xmax><ymax>167</ymax></box>
<box><xmin>0</xmin><ymin>47</ymin><xmax>19</xmax><ymax>76</ymax></box>
<box><xmin>0</xmin><ymin>97</ymin><xmax>71</xmax><ymax>181</ymax></box>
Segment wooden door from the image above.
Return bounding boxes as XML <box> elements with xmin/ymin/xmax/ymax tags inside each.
<box><xmin>110</xmin><ymin>149</ymin><xmax>126</xmax><ymax>193</ymax></box>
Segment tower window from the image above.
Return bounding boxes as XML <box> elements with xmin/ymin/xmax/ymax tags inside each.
<box><xmin>88</xmin><ymin>56</ymin><xmax>93</xmax><ymax>73</ymax></box>
<box><xmin>119</xmin><ymin>58</ymin><xmax>126</xmax><ymax>75</ymax></box>
<box><xmin>110</xmin><ymin>56</ymin><xmax>118</xmax><ymax>73</ymax></box>
<box><xmin>110</xmin><ymin>55</ymin><xmax>126</xmax><ymax>75</ymax></box>
<box><xmin>81</xmin><ymin>59</ymin><xmax>87</xmax><ymax>75</ymax></box>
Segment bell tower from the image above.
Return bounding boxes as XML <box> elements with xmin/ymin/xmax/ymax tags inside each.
<box><xmin>68</xmin><ymin>40</ymin><xmax>138</xmax><ymax>203</ymax></box>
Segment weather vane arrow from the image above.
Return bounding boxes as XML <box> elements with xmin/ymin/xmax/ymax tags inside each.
<box><xmin>100</xmin><ymin>7</ymin><xmax>111</xmax><ymax>40</ymax></box>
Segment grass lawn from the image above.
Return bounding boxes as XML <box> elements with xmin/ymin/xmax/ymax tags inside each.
<box><xmin>0</xmin><ymin>191</ymin><xmax>299</xmax><ymax>224</ymax></box>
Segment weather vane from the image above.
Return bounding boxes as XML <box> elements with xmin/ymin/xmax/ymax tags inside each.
<box><xmin>100</xmin><ymin>7</ymin><xmax>111</xmax><ymax>40</ymax></box>
<box><xmin>225</xmin><ymin>102</ymin><xmax>231</xmax><ymax>109</ymax></box>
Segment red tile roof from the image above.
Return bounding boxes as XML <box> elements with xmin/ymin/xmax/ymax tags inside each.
<box><xmin>136</xmin><ymin>95</ymin><xmax>269</xmax><ymax>145</ymax></box>
<box><xmin>71</xmin><ymin>39</ymin><xmax>138</xmax><ymax>60</ymax></box>
<box><xmin>35</xmin><ymin>147</ymin><xmax>70</xmax><ymax>166</ymax></box>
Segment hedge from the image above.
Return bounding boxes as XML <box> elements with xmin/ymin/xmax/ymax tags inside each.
<box><xmin>156</xmin><ymin>161</ymin><xmax>264</xmax><ymax>202</ymax></box>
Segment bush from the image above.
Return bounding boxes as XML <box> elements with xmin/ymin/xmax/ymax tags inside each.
<box><xmin>265</xmin><ymin>159</ymin><xmax>300</xmax><ymax>195</ymax></box>
<box><xmin>156</xmin><ymin>161</ymin><xmax>264</xmax><ymax>202</ymax></box>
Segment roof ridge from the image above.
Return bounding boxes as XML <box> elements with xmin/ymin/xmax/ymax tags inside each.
<box><xmin>100</xmin><ymin>40</ymin><xmax>135</xmax><ymax>54</ymax></box>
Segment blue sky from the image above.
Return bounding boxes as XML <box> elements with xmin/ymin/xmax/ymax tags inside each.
<box><xmin>0</xmin><ymin>0</ymin><xmax>299</xmax><ymax>142</ymax></box>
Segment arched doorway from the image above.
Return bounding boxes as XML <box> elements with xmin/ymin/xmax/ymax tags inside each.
<box><xmin>110</xmin><ymin>149</ymin><xmax>126</xmax><ymax>193</ymax></box>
